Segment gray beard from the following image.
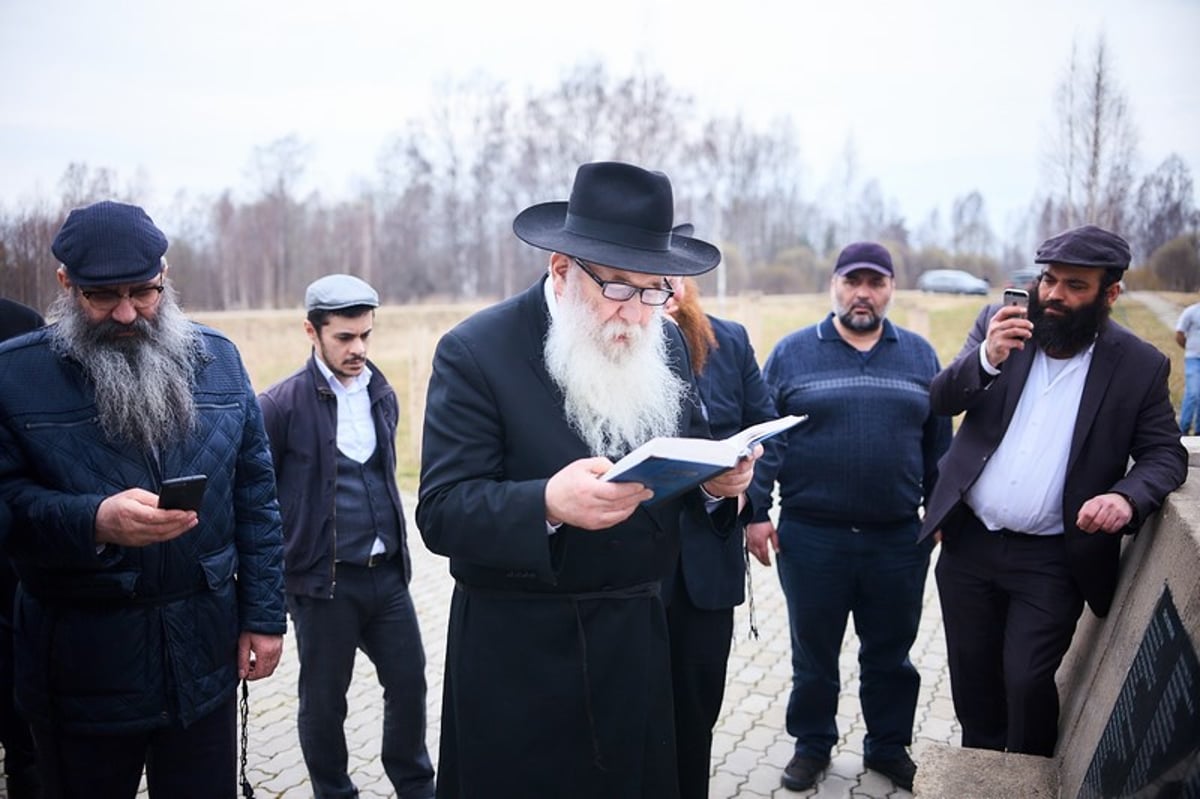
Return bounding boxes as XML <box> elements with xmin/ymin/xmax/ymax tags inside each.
<box><xmin>544</xmin><ymin>275</ymin><xmax>689</xmax><ymax>459</ymax></box>
<box><xmin>48</xmin><ymin>285</ymin><xmax>201</xmax><ymax>454</ymax></box>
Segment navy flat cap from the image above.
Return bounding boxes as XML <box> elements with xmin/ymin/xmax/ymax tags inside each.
<box><xmin>1035</xmin><ymin>225</ymin><xmax>1131</xmax><ymax>270</ymax></box>
<box><xmin>52</xmin><ymin>201</ymin><xmax>168</xmax><ymax>287</ymax></box>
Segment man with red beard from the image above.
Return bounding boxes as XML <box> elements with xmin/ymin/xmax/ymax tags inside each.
<box><xmin>0</xmin><ymin>201</ymin><xmax>285</xmax><ymax>798</ymax></box>
<box><xmin>417</xmin><ymin>162</ymin><xmax>758</xmax><ymax>799</ymax></box>
<box><xmin>920</xmin><ymin>224</ymin><xmax>1187</xmax><ymax>758</ymax></box>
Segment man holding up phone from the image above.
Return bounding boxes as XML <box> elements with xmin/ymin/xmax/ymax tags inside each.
<box><xmin>921</xmin><ymin>224</ymin><xmax>1187</xmax><ymax>757</ymax></box>
<box><xmin>0</xmin><ymin>202</ymin><xmax>286</xmax><ymax>798</ymax></box>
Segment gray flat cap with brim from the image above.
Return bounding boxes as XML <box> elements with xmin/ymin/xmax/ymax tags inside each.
<box><xmin>305</xmin><ymin>274</ymin><xmax>379</xmax><ymax>311</ymax></box>
<box><xmin>512</xmin><ymin>161</ymin><xmax>720</xmax><ymax>276</ymax></box>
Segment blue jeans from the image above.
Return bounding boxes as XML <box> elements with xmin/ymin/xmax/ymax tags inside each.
<box><xmin>775</xmin><ymin>517</ymin><xmax>931</xmax><ymax>761</ymax></box>
<box><xmin>1181</xmin><ymin>357</ymin><xmax>1200</xmax><ymax>435</ymax></box>
<box><xmin>288</xmin><ymin>560</ymin><xmax>435</xmax><ymax>799</ymax></box>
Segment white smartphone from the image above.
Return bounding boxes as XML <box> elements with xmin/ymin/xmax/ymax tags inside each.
<box><xmin>1003</xmin><ymin>288</ymin><xmax>1029</xmax><ymax>316</ymax></box>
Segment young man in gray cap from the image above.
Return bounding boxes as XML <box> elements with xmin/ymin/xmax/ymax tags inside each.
<box><xmin>417</xmin><ymin>161</ymin><xmax>759</xmax><ymax>798</ymax></box>
<box><xmin>920</xmin><ymin>224</ymin><xmax>1187</xmax><ymax>757</ymax></box>
<box><xmin>0</xmin><ymin>200</ymin><xmax>285</xmax><ymax>798</ymax></box>
<box><xmin>259</xmin><ymin>275</ymin><xmax>434</xmax><ymax>799</ymax></box>
<box><xmin>746</xmin><ymin>241</ymin><xmax>951</xmax><ymax>792</ymax></box>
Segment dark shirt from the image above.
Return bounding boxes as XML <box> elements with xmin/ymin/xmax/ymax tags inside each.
<box><xmin>749</xmin><ymin>314</ymin><xmax>951</xmax><ymax>526</ymax></box>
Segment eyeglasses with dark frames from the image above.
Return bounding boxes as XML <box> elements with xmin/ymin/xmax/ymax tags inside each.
<box><xmin>572</xmin><ymin>257</ymin><xmax>674</xmax><ymax>306</ymax></box>
<box><xmin>79</xmin><ymin>279</ymin><xmax>166</xmax><ymax>312</ymax></box>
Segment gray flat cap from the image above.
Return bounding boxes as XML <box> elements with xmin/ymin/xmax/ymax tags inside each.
<box><xmin>305</xmin><ymin>274</ymin><xmax>379</xmax><ymax>311</ymax></box>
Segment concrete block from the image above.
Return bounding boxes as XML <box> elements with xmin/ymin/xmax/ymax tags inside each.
<box><xmin>913</xmin><ymin>745</ymin><xmax>1057</xmax><ymax>798</ymax></box>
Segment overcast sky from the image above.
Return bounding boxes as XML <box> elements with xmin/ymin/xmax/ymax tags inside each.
<box><xmin>2</xmin><ymin>0</ymin><xmax>1197</xmax><ymax>238</ymax></box>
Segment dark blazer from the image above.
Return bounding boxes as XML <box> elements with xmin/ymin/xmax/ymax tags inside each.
<box><xmin>417</xmin><ymin>277</ymin><xmax>730</xmax><ymax>798</ymax></box>
<box><xmin>919</xmin><ymin>305</ymin><xmax>1188</xmax><ymax>616</ymax></box>
<box><xmin>675</xmin><ymin>315</ymin><xmax>776</xmax><ymax>610</ymax></box>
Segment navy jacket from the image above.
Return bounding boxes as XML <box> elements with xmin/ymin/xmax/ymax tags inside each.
<box><xmin>0</xmin><ymin>324</ymin><xmax>285</xmax><ymax>733</ymax></box>
<box><xmin>259</xmin><ymin>355</ymin><xmax>413</xmax><ymax>598</ymax></box>
<box><xmin>919</xmin><ymin>306</ymin><xmax>1188</xmax><ymax>616</ymax></box>
<box><xmin>674</xmin><ymin>315</ymin><xmax>776</xmax><ymax>610</ymax></box>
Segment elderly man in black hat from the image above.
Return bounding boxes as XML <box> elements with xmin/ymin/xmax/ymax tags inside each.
<box><xmin>417</xmin><ymin>161</ymin><xmax>758</xmax><ymax>798</ymax></box>
<box><xmin>920</xmin><ymin>224</ymin><xmax>1187</xmax><ymax>758</ymax></box>
<box><xmin>259</xmin><ymin>274</ymin><xmax>435</xmax><ymax>799</ymax></box>
<box><xmin>0</xmin><ymin>200</ymin><xmax>286</xmax><ymax>798</ymax></box>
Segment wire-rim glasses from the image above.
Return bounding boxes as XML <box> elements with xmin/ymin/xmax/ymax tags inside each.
<box><xmin>572</xmin><ymin>257</ymin><xmax>674</xmax><ymax>306</ymax></box>
<box><xmin>80</xmin><ymin>279</ymin><xmax>166</xmax><ymax>312</ymax></box>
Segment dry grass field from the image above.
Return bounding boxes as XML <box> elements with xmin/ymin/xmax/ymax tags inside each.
<box><xmin>191</xmin><ymin>288</ymin><xmax>1190</xmax><ymax>494</ymax></box>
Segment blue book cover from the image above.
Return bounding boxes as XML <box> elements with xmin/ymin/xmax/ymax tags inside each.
<box><xmin>603</xmin><ymin>414</ymin><xmax>806</xmax><ymax>505</ymax></box>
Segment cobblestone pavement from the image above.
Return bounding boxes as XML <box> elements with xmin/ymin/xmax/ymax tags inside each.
<box><xmin>2</xmin><ymin>498</ymin><xmax>960</xmax><ymax>799</ymax></box>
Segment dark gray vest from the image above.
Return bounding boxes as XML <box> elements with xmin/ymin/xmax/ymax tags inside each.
<box><xmin>334</xmin><ymin>447</ymin><xmax>402</xmax><ymax>565</ymax></box>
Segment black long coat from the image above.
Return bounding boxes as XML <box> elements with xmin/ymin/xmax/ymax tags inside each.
<box><xmin>417</xmin><ymin>277</ymin><xmax>728</xmax><ymax>799</ymax></box>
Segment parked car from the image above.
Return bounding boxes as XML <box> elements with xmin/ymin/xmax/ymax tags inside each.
<box><xmin>1004</xmin><ymin>268</ymin><xmax>1040</xmax><ymax>290</ymax></box>
<box><xmin>916</xmin><ymin>269</ymin><xmax>990</xmax><ymax>295</ymax></box>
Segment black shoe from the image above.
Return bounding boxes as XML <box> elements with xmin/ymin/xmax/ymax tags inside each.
<box><xmin>781</xmin><ymin>754</ymin><xmax>829</xmax><ymax>791</ymax></box>
<box><xmin>864</xmin><ymin>752</ymin><xmax>917</xmax><ymax>791</ymax></box>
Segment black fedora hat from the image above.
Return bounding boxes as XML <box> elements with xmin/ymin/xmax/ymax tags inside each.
<box><xmin>512</xmin><ymin>161</ymin><xmax>721</xmax><ymax>276</ymax></box>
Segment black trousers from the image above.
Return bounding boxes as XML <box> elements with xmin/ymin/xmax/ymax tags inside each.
<box><xmin>666</xmin><ymin>571</ymin><xmax>734</xmax><ymax>799</ymax></box>
<box><xmin>31</xmin><ymin>693</ymin><xmax>236</xmax><ymax>799</ymax></box>
<box><xmin>1</xmin><ymin>556</ymin><xmax>39</xmax><ymax>799</ymax></box>
<box><xmin>935</xmin><ymin>510</ymin><xmax>1084</xmax><ymax>756</ymax></box>
<box><xmin>288</xmin><ymin>559</ymin><xmax>434</xmax><ymax>799</ymax></box>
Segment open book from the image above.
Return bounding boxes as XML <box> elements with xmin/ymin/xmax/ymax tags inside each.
<box><xmin>601</xmin><ymin>414</ymin><xmax>807</xmax><ymax>505</ymax></box>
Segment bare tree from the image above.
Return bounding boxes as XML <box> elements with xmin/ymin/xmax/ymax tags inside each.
<box><xmin>1042</xmin><ymin>35</ymin><xmax>1138</xmax><ymax>231</ymax></box>
<box><xmin>245</xmin><ymin>135</ymin><xmax>311</xmax><ymax>307</ymax></box>
<box><xmin>1132</xmin><ymin>154</ymin><xmax>1197</xmax><ymax>262</ymax></box>
<box><xmin>950</xmin><ymin>191</ymin><xmax>994</xmax><ymax>258</ymax></box>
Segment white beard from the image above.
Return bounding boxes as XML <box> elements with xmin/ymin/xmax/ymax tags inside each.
<box><xmin>544</xmin><ymin>273</ymin><xmax>690</xmax><ymax>458</ymax></box>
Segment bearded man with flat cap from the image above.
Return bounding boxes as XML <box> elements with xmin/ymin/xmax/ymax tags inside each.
<box><xmin>0</xmin><ymin>201</ymin><xmax>286</xmax><ymax>798</ymax></box>
<box><xmin>417</xmin><ymin>161</ymin><xmax>759</xmax><ymax>798</ymax></box>
<box><xmin>920</xmin><ymin>224</ymin><xmax>1187</xmax><ymax>757</ymax></box>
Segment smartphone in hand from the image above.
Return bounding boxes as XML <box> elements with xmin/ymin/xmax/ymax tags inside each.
<box><xmin>158</xmin><ymin>475</ymin><xmax>207</xmax><ymax>511</ymax></box>
<box><xmin>1003</xmin><ymin>288</ymin><xmax>1029</xmax><ymax>317</ymax></box>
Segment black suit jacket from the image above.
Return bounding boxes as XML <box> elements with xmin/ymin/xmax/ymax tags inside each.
<box><xmin>675</xmin><ymin>315</ymin><xmax>776</xmax><ymax>610</ymax></box>
<box><xmin>0</xmin><ymin>299</ymin><xmax>43</xmax><ymax>344</ymax></box>
<box><xmin>417</xmin><ymin>276</ymin><xmax>726</xmax><ymax>592</ymax></box>
<box><xmin>919</xmin><ymin>305</ymin><xmax>1187</xmax><ymax>616</ymax></box>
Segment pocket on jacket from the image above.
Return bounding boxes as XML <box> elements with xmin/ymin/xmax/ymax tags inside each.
<box><xmin>198</xmin><ymin>544</ymin><xmax>237</xmax><ymax>589</ymax></box>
